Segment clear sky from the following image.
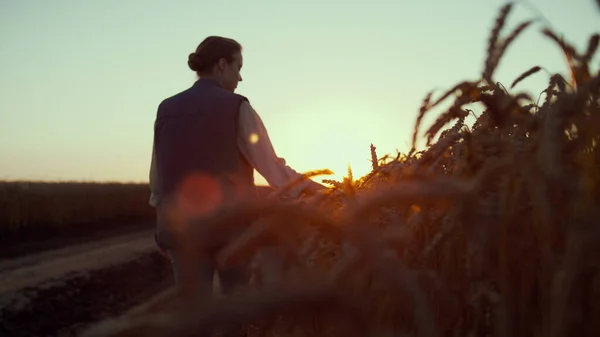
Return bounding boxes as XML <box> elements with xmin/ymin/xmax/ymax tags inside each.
<box><xmin>0</xmin><ymin>0</ymin><xmax>598</xmax><ymax>184</ymax></box>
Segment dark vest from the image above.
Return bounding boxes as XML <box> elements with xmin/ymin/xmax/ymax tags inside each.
<box><xmin>153</xmin><ymin>78</ymin><xmax>256</xmax><ymax>211</ymax></box>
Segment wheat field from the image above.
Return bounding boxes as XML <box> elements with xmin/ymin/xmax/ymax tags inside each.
<box><xmin>0</xmin><ymin>181</ymin><xmax>154</xmax><ymax>242</ymax></box>
<box><xmin>2</xmin><ymin>2</ymin><xmax>597</xmax><ymax>336</ymax></box>
<box><xmin>79</xmin><ymin>3</ymin><xmax>600</xmax><ymax>337</ymax></box>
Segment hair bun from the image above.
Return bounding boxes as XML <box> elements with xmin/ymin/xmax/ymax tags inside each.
<box><xmin>188</xmin><ymin>36</ymin><xmax>242</xmax><ymax>74</ymax></box>
<box><xmin>187</xmin><ymin>52</ymin><xmax>201</xmax><ymax>72</ymax></box>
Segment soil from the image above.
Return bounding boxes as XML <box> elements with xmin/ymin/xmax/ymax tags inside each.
<box><xmin>0</xmin><ymin>220</ymin><xmax>155</xmax><ymax>260</ymax></box>
<box><xmin>0</xmin><ymin>230</ymin><xmax>173</xmax><ymax>337</ymax></box>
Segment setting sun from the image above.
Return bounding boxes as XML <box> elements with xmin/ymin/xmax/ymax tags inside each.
<box><xmin>250</xmin><ymin>98</ymin><xmax>411</xmax><ymax>186</ymax></box>
<box><xmin>1</xmin><ymin>1</ymin><xmax>599</xmax><ymax>335</ymax></box>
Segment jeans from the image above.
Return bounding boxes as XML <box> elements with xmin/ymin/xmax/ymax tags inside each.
<box><xmin>155</xmin><ymin>203</ymin><xmax>251</xmax><ymax>297</ymax></box>
<box><xmin>168</xmin><ymin>249</ymin><xmax>250</xmax><ymax>296</ymax></box>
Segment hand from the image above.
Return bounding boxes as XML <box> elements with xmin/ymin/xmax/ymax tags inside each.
<box><xmin>300</xmin><ymin>180</ymin><xmax>328</xmax><ymax>197</ymax></box>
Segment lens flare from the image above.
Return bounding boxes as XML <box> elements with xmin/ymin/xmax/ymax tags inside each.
<box><xmin>175</xmin><ymin>173</ymin><xmax>222</xmax><ymax>218</ymax></box>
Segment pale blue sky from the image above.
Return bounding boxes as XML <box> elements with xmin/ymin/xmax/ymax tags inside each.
<box><xmin>0</xmin><ymin>0</ymin><xmax>598</xmax><ymax>184</ymax></box>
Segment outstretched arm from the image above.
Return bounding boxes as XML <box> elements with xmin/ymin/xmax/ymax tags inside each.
<box><xmin>236</xmin><ymin>100</ymin><xmax>325</xmax><ymax>197</ymax></box>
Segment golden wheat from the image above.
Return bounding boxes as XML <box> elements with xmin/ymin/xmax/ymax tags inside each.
<box><xmin>51</xmin><ymin>2</ymin><xmax>600</xmax><ymax>336</ymax></box>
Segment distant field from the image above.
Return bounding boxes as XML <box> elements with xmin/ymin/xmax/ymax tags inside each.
<box><xmin>0</xmin><ymin>181</ymin><xmax>155</xmax><ymax>245</ymax></box>
<box><xmin>0</xmin><ymin>181</ymin><xmax>275</xmax><ymax>248</ymax></box>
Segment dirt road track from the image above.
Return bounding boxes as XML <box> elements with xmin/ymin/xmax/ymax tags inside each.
<box><xmin>0</xmin><ymin>230</ymin><xmax>156</xmax><ymax>293</ymax></box>
<box><xmin>0</xmin><ymin>229</ymin><xmax>173</xmax><ymax>337</ymax></box>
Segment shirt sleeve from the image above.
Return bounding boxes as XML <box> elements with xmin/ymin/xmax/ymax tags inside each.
<box><xmin>236</xmin><ymin>100</ymin><xmax>321</xmax><ymax>196</ymax></box>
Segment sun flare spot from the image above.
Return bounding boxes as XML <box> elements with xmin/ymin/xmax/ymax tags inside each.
<box><xmin>249</xmin><ymin>133</ymin><xmax>259</xmax><ymax>144</ymax></box>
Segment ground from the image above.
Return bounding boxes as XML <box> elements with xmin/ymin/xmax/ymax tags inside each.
<box><xmin>0</xmin><ymin>227</ymin><xmax>172</xmax><ymax>337</ymax></box>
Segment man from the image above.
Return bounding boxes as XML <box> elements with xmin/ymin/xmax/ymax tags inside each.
<box><xmin>149</xmin><ymin>36</ymin><xmax>324</xmax><ymax>298</ymax></box>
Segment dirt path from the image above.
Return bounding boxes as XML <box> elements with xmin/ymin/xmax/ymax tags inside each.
<box><xmin>0</xmin><ymin>221</ymin><xmax>155</xmax><ymax>260</ymax></box>
<box><xmin>0</xmin><ymin>229</ymin><xmax>156</xmax><ymax>296</ymax></box>
<box><xmin>0</xmin><ymin>228</ymin><xmax>172</xmax><ymax>337</ymax></box>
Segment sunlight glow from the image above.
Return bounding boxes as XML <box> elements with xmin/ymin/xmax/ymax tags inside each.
<box><xmin>249</xmin><ymin>133</ymin><xmax>259</xmax><ymax>144</ymax></box>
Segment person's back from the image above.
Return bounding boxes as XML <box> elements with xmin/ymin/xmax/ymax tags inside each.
<box><xmin>148</xmin><ymin>35</ymin><xmax>326</xmax><ymax>301</ymax></box>
<box><xmin>151</xmin><ymin>36</ymin><xmax>252</xmax><ymax>252</ymax></box>
<box><xmin>154</xmin><ymin>78</ymin><xmax>255</xmax><ymax>206</ymax></box>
